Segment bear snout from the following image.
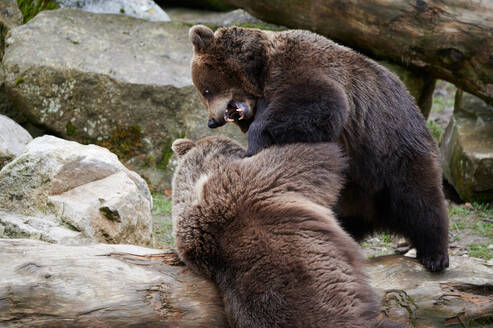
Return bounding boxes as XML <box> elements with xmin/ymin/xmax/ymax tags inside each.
<box><xmin>208</xmin><ymin>117</ymin><xmax>224</xmax><ymax>128</ymax></box>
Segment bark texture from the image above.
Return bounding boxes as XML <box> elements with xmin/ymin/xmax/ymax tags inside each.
<box><xmin>0</xmin><ymin>239</ymin><xmax>228</xmax><ymax>328</ymax></box>
<box><xmin>1</xmin><ymin>239</ymin><xmax>492</xmax><ymax>327</ymax></box>
<box><xmin>225</xmin><ymin>0</ymin><xmax>493</xmax><ymax>105</ymax></box>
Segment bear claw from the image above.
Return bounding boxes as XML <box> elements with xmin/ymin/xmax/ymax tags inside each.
<box><xmin>418</xmin><ymin>252</ymin><xmax>449</xmax><ymax>272</ymax></box>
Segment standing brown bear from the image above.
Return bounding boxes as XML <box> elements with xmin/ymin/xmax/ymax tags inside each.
<box><xmin>189</xmin><ymin>25</ymin><xmax>449</xmax><ymax>272</ymax></box>
<box><xmin>172</xmin><ymin>136</ymin><xmax>407</xmax><ymax>328</ymax></box>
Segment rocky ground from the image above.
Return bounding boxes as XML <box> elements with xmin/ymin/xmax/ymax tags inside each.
<box><xmin>151</xmin><ymin>82</ymin><xmax>493</xmax><ymax>265</ymax></box>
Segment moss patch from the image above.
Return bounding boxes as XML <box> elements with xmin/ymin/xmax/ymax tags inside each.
<box><xmin>157</xmin><ymin>138</ymin><xmax>174</xmax><ymax>171</ymax></box>
<box><xmin>427</xmin><ymin>120</ymin><xmax>444</xmax><ymax>143</ymax></box>
<box><xmin>231</xmin><ymin>21</ymin><xmax>287</xmax><ymax>31</ymax></box>
<box><xmin>16</xmin><ymin>0</ymin><xmax>59</xmax><ymax>24</ymax></box>
<box><xmin>98</xmin><ymin>125</ymin><xmax>142</xmax><ymax>162</ymax></box>
<box><xmin>15</xmin><ymin>77</ymin><xmax>24</xmax><ymax>85</ymax></box>
<box><xmin>65</xmin><ymin>121</ymin><xmax>77</xmax><ymax>136</ymax></box>
<box><xmin>157</xmin><ymin>132</ymin><xmax>186</xmax><ymax>171</ymax></box>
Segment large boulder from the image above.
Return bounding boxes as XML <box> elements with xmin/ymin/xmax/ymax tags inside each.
<box><xmin>0</xmin><ymin>114</ymin><xmax>32</xmax><ymax>169</ymax></box>
<box><xmin>0</xmin><ymin>135</ymin><xmax>153</xmax><ymax>246</ymax></box>
<box><xmin>3</xmin><ymin>8</ymin><xmax>247</xmax><ymax>190</ymax></box>
<box><xmin>58</xmin><ymin>0</ymin><xmax>170</xmax><ymax>22</ymax></box>
<box><xmin>440</xmin><ymin>91</ymin><xmax>493</xmax><ymax>202</ymax></box>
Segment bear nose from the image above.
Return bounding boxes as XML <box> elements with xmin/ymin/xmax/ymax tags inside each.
<box><xmin>208</xmin><ymin>118</ymin><xmax>220</xmax><ymax>128</ymax></box>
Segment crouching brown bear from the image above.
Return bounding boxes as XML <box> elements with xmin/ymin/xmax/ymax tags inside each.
<box><xmin>171</xmin><ymin>136</ymin><xmax>407</xmax><ymax>328</ymax></box>
<box><xmin>189</xmin><ymin>25</ymin><xmax>449</xmax><ymax>271</ymax></box>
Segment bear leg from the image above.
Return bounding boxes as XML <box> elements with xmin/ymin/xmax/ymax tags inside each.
<box><xmin>338</xmin><ymin>215</ymin><xmax>373</xmax><ymax>242</ymax></box>
<box><xmin>386</xmin><ymin>159</ymin><xmax>450</xmax><ymax>272</ymax></box>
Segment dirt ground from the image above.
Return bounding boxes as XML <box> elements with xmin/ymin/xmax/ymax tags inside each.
<box><xmin>152</xmin><ymin>81</ymin><xmax>493</xmax><ymax>264</ymax></box>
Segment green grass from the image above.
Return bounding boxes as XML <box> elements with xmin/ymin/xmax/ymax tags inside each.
<box><xmin>472</xmin><ymin>202</ymin><xmax>493</xmax><ymax>218</ymax></box>
<box><xmin>431</xmin><ymin>80</ymin><xmax>456</xmax><ymax>113</ymax></box>
<box><xmin>449</xmin><ymin>205</ymin><xmax>472</xmax><ymax>217</ymax></box>
<box><xmin>468</xmin><ymin>243</ymin><xmax>493</xmax><ymax>261</ymax></box>
<box><xmin>451</xmin><ymin>221</ymin><xmax>466</xmax><ymax>232</ymax></box>
<box><xmin>380</xmin><ymin>233</ymin><xmax>394</xmax><ymax>245</ymax></box>
<box><xmin>16</xmin><ymin>0</ymin><xmax>59</xmax><ymax>24</ymax></box>
<box><xmin>151</xmin><ymin>193</ymin><xmax>174</xmax><ymax>246</ymax></box>
<box><xmin>153</xmin><ymin>218</ymin><xmax>174</xmax><ymax>246</ymax></box>
<box><xmin>471</xmin><ymin>222</ymin><xmax>493</xmax><ymax>238</ymax></box>
<box><xmin>427</xmin><ymin>120</ymin><xmax>444</xmax><ymax>143</ymax></box>
<box><xmin>151</xmin><ymin>193</ymin><xmax>172</xmax><ymax>216</ymax></box>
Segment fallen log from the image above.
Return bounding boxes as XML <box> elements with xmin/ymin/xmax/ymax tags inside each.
<box><xmin>1</xmin><ymin>239</ymin><xmax>492</xmax><ymax>327</ymax></box>
<box><xmin>0</xmin><ymin>239</ymin><xmax>228</xmax><ymax>328</ymax></box>
<box><xmin>224</xmin><ymin>0</ymin><xmax>493</xmax><ymax>106</ymax></box>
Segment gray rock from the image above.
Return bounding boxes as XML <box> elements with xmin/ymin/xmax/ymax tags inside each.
<box><xmin>3</xmin><ymin>8</ymin><xmax>246</xmax><ymax>191</ymax></box>
<box><xmin>0</xmin><ymin>135</ymin><xmax>153</xmax><ymax>246</ymax></box>
<box><xmin>440</xmin><ymin>91</ymin><xmax>493</xmax><ymax>202</ymax></box>
<box><xmin>0</xmin><ymin>114</ymin><xmax>32</xmax><ymax>169</ymax></box>
<box><xmin>0</xmin><ymin>0</ymin><xmax>22</xmax><ymax>56</ymax></box>
<box><xmin>0</xmin><ymin>0</ymin><xmax>22</xmax><ymax>125</ymax></box>
<box><xmin>368</xmin><ymin>255</ymin><xmax>493</xmax><ymax>326</ymax></box>
<box><xmin>59</xmin><ymin>0</ymin><xmax>170</xmax><ymax>22</ymax></box>
<box><xmin>167</xmin><ymin>8</ymin><xmax>284</xmax><ymax>30</ymax></box>
<box><xmin>0</xmin><ymin>210</ymin><xmax>89</xmax><ymax>244</ymax></box>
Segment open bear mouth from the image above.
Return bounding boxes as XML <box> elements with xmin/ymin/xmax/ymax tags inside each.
<box><xmin>224</xmin><ymin>100</ymin><xmax>247</xmax><ymax>122</ymax></box>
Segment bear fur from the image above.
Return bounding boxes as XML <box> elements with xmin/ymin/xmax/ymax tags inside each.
<box><xmin>189</xmin><ymin>25</ymin><xmax>449</xmax><ymax>272</ymax></box>
<box><xmin>171</xmin><ymin>136</ymin><xmax>407</xmax><ymax>328</ymax></box>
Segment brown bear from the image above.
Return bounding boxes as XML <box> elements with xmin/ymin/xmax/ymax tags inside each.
<box><xmin>171</xmin><ymin>136</ymin><xmax>407</xmax><ymax>328</ymax></box>
<box><xmin>188</xmin><ymin>25</ymin><xmax>449</xmax><ymax>272</ymax></box>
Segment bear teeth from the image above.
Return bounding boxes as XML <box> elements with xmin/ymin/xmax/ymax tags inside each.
<box><xmin>225</xmin><ymin>108</ymin><xmax>245</xmax><ymax>122</ymax></box>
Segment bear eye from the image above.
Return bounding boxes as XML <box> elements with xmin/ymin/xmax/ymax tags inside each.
<box><xmin>202</xmin><ymin>88</ymin><xmax>211</xmax><ymax>97</ymax></box>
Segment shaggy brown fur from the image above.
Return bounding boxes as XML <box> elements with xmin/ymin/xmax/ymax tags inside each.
<box><xmin>189</xmin><ymin>25</ymin><xmax>449</xmax><ymax>272</ymax></box>
<box><xmin>171</xmin><ymin>136</ymin><xmax>407</xmax><ymax>328</ymax></box>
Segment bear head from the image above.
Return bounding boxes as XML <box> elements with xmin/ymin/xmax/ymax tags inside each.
<box><xmin>189</xmin><ymin>25</ymin><xmax>268</xmax><ymax>132</ymax></box>
<box><xmin>171</xmin><ymin>136</ymin><xmax>245</xmax><ymax>231</ymax></box>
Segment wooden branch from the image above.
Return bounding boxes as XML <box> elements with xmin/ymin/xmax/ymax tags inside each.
<box><xmin>225</xmin><ymin>0</ymin><xmax>493</xmax><ymax>105</ymax></box>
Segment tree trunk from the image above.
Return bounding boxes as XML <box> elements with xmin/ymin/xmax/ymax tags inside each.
<box><xmin>224</xmin><ymin>0</ymin><xmax>493</xmax><ymax>106</ymax></box>
<box><xmin>0</xmin><ymin>239</ymin><xmax>229</xmax><ymax>328</ymax></box>
<box><xmin>1</xmin><ymin>239</ymin><xmax>492</xmax><ymax>327</ymax></box>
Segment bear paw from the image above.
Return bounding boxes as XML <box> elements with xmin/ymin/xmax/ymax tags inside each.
<box><xmin>418</xmin><ymin>251</ymin><xmax>449</xmax><ymax>272</ymax></box>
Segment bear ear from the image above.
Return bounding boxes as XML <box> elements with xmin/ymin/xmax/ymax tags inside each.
<box><xmin>172</xmin><ymin>138</ymin><xmax>196</xmax><ymax>158</ymax></box>
<box><xmin>189</xmin><ymin>25</ymin><xmax>215</xmax><ymax>53</ymax></box>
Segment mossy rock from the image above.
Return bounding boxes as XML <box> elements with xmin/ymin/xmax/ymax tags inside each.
<box><xmin>4</xmin><ymin>9</ymin><xmax>246</xmax><ymax>191</ymax></box>
<box><xmin>161</xmin><ymin>0</ymin><xmax>236</xmax><ymax>12</ymax></box>
<box><xmin>167</xmin><ymin>8</ymin><xmax>286</xmax><ymax>31</ymax></box>
<box><xmin>440</xmin><ymin>91</ymin><xmax>493</xmax><ymax>202</ymax></box>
